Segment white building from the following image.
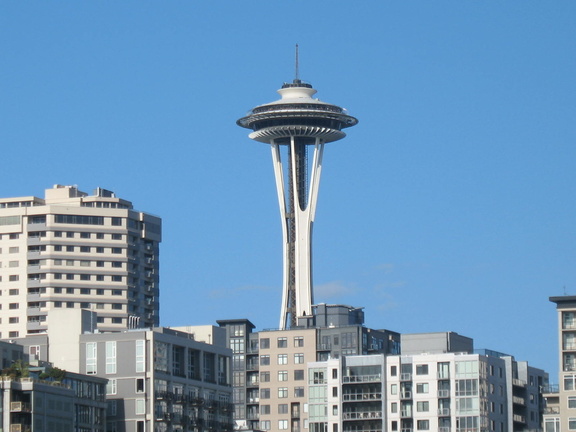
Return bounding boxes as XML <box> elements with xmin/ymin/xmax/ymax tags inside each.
<box><xmin>0</xmin><ymin>184</ymin><xmax>161</xmax><ymax>337</ymax></box>
<box><xmin>307</xmin><ymin>333</ymin><xmax>547</xmax><ymax>432</ymax></box>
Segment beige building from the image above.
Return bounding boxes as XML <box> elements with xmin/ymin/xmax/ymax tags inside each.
<box><xmin>0</xmin><ymin>185</ymin><xmax>161</xmax><ymax>337</ymax></box>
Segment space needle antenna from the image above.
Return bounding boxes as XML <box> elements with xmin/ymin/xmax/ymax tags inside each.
<box><xmin>295</xmin><ymin>44</ymin><xmax>300</xmax><ymax>82</ymax></box>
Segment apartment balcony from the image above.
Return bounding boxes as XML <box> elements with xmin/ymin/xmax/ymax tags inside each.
<box><xmin>291</xmin><ymin>410</ymin><xmax>300</xmax><ymax>419</ymax></box>
<box><xmin>343</xmin><ymin>429</ymin><xmax>382</xmax><ymax>432</ymax></box>
<box><xmin>513</xmin><ymin>414</ymin><xmax>526</xmax><ymax>423</ymax></box>
<box><xmin>246</xmin><ymin>362</ymin><xmax>259</xmax><ymax>371</ymax></box>
<box><xmin>400</xmin><ymin>391</ymin><xmax>412</xmax><ymax>400</ymax></box>
<box><xmin>10</xmin><ymin>402</ymin><xmax>31</xmax><ymax>412</ymax></box>
<box><xmin>400</xmin><ymin>373</ymin><xmax>411</xmax><ymax>381</ymax></box>
<box><xmin>247</xmin><ymin>413</ymin><xmax>259</xmax><ymax>420</ymax></box>
<box><xmin>343</xmin><ymin>374</ymin><xmax>381</xmax><ymax>383</ymax></box>
<box><xmin>438</xmin><ymin>427</ymin><xmax>451</xmax><ymax>432</ymax></box>
<box><xmin>512</xmin><ymin>396</ymin><xmax>525</xmax><ymax>405</ymax></box>
<box><xmin>438</xmin><ymin>389</ymin><xmax>450</xmax><ymax>398</ymax></box>
<box><xmin>10</xmin><ymin>425</ymin><xmax>31</xmax><ymax>432</ymax></box>
<box><xmin>544</xmin><ymin>407</ymin><xmax>561</xmax><ymax>414</ymax></box>
<box><xmin>513</xmin><ymin>379</ymin><xmax>526</xmax><ymax>387</ymax></box>
<box><xmin>342</xmin><ymin>411</ymin><xmax>382</xmax><ymax>420</ymax></box>
<box><xmin>400</xmin><ymin>410</ymin><xmax>412</xmax><ymax>418</ymax></box>
<box><xmin>247</xmin><ymin>397</ymin><xmax>260</xmax><ymax>404</ymax></box>
<box><xmin>400</xmin><ymin>428</ymin><xmax>412</xmax><ymax>432</ymax></box>
<box><xmin>438</xmin><ymin>408</ymin><xmax>450</xmax><ymax>416</ymax></box>
<box><xmin>343</xmin><ymin>392</ymin><xmax>382</xmax><ymax>401</ymax></box>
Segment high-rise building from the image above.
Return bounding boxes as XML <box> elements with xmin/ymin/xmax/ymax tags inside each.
<box><xmin>237</xmin><ymin>74</ymin><xmax>358</xmax><ymax>330</ymax></box>
<box><xmin>0</xmin><ymin>184</ymin><xmax>161</xmax><ymax>336</ymax></box>
<box><xmin>545</xmin><ymin>295</ymin><xmax>576</xmax><ymax>431</ymax></box>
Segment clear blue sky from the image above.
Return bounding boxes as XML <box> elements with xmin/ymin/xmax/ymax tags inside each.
<box><xmin>1</xmin><ymin>1</ymin><xmax>574</xmax><ymax>380</ymax></box>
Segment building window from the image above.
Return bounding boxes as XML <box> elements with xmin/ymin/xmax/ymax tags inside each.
<box><xmin>260</xmin><ymin>421</ymin><xmax>271</xmax><ymax>431</ymax></box>
<box><xmin>294</xmin><ymin>387</ymin><xmax>304</xmax><ymax>398</ymax></box>
<box><xmin>416</xmin><ymin>364</ymin><xmax>429</xmax><ymax>375</ymax></box>
<box><xmin>9</xmin><ymin>289</ymin><xmax>18</xmax><ymax>295</ymax></box>
<box><xmin>107</xmin><ymin>379</ymin><xmax>117</xmax><ymax>395</ymax></box>
<box><xmin>260</xmin><ymin>388</ymin><xmax>270</xmax><ymax>399</ymax></box>
<box><xmin>106</xmin><ymin>341</ymin><xmax>117</xmax><ymax>374</ymax></box>
<box><xmin>9</xmin><ymin>303</ymin><xmax>18</xmax><ymax>310</ymax></box>
<box><xmin>135</xmin><ymin>399</ymin><xmax>145</xmax><ymax>415</ymax></box>
<box><xmin>570</xmin><ymin>397</ymin><xmax>576</xmax><ymax>409</ymax></box>
<box><xmin>260</xmin><ymin>338</ymin><xmax>270</xmax><ymax>349</ymax></box>
<box><xmin>9</xmin><ymin>275</ymin><xmax>19</xmax><ymax>282</ymax></box>
<box><xmin>260</xmin><ymin>371</ymin><xmax>270</xmax><ymax>382</ymax></box>
<box><xmin>416</xmin><ymin>383</ymin><xmax>429</xmax><ymax>394</ymax></box>
<box><xmin>279</xmin><ymin>420</ymin><xmax>288</xmax><ymax>430</ymax></box>
<box><xmin>8</xmin><ymin>331</ymin><xmax>19</xmax><ymax>338</ymax></box>
<box><xmin>391</xmin><ymin>384</ymin><xmax>398</xmax><ymax>395</ymax></box>
<box><xmin>294</xmin><ymin>353</ymin><xmax>304</xmax><ymax>364</ymax></box>
<box><xmin>391</xmin><ymin>402</ymin><xmax>398</xmax><ymax>413</ymax></box>
<box><xmin>86</xmin><ymin>342</ymin><xmax>97</xmax><ymax>374</ymax></box>
<box><xmin>278</xmin><ymin>371</ymin><xmax>288</xmax><ymax>381</ymax></box>
<box><xmin>9</xmin><ymin>317</ymin><xmax>19</xmax><ymax>324</ymax></box>
<box><xmin>294</xmin><ymin>369</ymin><xmax>304</xmax><ymax>380</ymax></box>
<box><xmin>277</xmin><ymin>337</ymin><xmax>287</xmax><ymax>348</ymax></box>
<box><xmin>294</xmin><ymin>336</ymin><xmax>304</xmax><ymax>347</ymax></box>
<box><xmin>80</xmin><ymin>246</ymin><xmax>90</xmax><ymax>253</ymax></box>
<box><xmin>417</xmin><ymin>420</ymin><xmax>429</xmax><ymax>430</ymax></box>
<box><xmin>278</xmin><ymin>354</ymin><xmax>288</xmax><ymax>365</ymax></box>
<box><xmin>260</xmin><ymin>355</ymin><xmax>270</xmax><ymax>366</ymax></box>
<box><xmin>417</xmin><ymin>401</ymin><xmax>429</xmax><ymax>412</ymax></box>
<box><xmin>136</xmin><ymin>340</ymin><xmax>145</xmax><ymax>373</ymax></box>
<box><xmin>278</xmin><ymin>387</ymin><xmax>288</xmax><ymax>398</ymax></box>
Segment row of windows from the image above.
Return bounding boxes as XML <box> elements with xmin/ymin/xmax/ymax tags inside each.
<box><xmin>31</xmin><ymin>259</ymin><xmax>127</xmax><ymax>268</ymax></box>
<box><xmin>259</xmin><ymin>336</ymin><xmax>305</xmax><ymax>349</ymax></box>
<box><xmin>260</xmin><ymin>387</ymin><xmax>305</xmax><ymax>399</ymax></box>
<box><xmin>260</xmin><ymin>353</ymin><xmax>305</xmax><ymax>365</ymax></box>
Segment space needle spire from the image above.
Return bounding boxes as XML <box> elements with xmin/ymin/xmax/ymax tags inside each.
<box><xmin>237</xmin><ymin>52</ymin><xmax>358</xmax><ymax>329</ymax></box>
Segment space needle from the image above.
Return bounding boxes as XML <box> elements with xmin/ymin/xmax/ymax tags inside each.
<box><xmin>237</xmin><ymin>49</ymin><xmax>358</xmax><ymax>329</ymax></box>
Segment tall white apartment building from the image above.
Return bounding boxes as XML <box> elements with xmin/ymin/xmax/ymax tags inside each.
<box><xmin>0</xmin><ymin>184</ymin><xmax>161</xmax><ymax>337</ymax></box>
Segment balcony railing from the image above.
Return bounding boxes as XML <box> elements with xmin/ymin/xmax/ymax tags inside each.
<box><xmin>342</xmin><ymin>411</ymin><xmax>382</xmax><ymax>420</ymax></box>
<box><xmin>343</xmin><ymin>375</ymin><xmax>381</xmax><ymax>383</ymax></box>
<box><xmin>438</xmin><ymin>408</ymin><xmax>450</xmax><ymax>416</ymax></box>
<box><xmin>10</xmin><ymin>402</ymin><xmax>32</xmax><ymax>412</ymax></box>
<box><xmin>438</xmin><ymin>389</ymin><xmax>450</xmax><ymax>398</ymax></box>
<box><xmin>343</xmin><ymin>392</ymin><xmax>382</xmax><ymax>401</ymax></box>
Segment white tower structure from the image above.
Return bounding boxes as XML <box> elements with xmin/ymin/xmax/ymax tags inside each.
<box><xmin>237</xmin><ymin>66</ymin><xmax>358</xmax><ymax>329</ymax></box>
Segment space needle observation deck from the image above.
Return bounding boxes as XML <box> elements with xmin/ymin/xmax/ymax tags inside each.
<box><xmin>237</xmin><ymin>77</ymin><xmax>358</xmax><ymax>330</ymax></box>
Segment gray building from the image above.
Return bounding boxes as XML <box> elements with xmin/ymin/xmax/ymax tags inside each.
<box><xmin>0</xmin><ymin>339</ymin><xmax>107</xmax><ymax>432</ymax></box>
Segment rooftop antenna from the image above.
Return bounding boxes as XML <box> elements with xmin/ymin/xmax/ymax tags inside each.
<box><xmin>294</xmin><ymin>44</ymin><xmax>300</xmax><ymax>83</ymax></box>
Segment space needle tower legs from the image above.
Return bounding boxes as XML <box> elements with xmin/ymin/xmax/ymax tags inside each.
<box><xmin>238</xmin><ymin>70</ymin><xmax>358</xmax><ymax>330</ymax></box>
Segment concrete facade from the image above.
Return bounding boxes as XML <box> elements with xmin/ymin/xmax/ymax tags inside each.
<box><xmin>0</xmin><ymin>185</ymin><xmax>161</xmax><ymax>337</ymax></box>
